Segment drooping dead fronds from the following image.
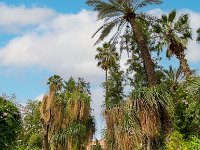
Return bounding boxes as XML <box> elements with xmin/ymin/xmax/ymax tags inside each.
<box><xmin>104</xmin><ymin>103</ymin><xmax>142</xmax><ymax>150</ymax></box>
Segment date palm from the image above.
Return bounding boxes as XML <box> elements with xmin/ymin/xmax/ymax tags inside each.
<box><xmin>154</xmin><ymin>10</ymin><xmax>193</xmax><ymax>78</ymax></box>
<box><xmin>87</xmin><ymin>0</ymin><xmax>161</xmax><ymax>87</ymax></box>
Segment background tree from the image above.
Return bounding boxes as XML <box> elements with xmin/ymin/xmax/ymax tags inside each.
<box><xmin>18</xmin><ymin>100</ymin><xmax>42</xmax><ymax>150</ymax></box>
<box><xmin>0</xmin><ymin>96</ymin><xmax>22</xmax><ymax>150</ymax></box>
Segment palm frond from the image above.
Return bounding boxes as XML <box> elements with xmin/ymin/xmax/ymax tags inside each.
<box><xmin>196</xmin><ymin>28</ymin><xmax>200</xmax><ymax>42</ymax></box>
<box><xmin>168</xmin><ymin>10</ymin><xmax>176</xmax><ymax>23</ymax></box>
<box><xmin>94</xmin><ymin>18</ymin><xmax>124</xmax><ymax>45</ymax></box>
<box><xmin>135</xmin><ymin>0</ymin><xmax>162</xmax><ymax>10</ymax></box>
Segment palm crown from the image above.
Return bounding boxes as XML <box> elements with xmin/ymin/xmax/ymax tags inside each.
<box><xmin>47</xmin><ymin>75</ymin><xmax>63</xmax><ymax>92</ymax></box>
<box><xmin>87</xmin><ymin>0</ymin><xmax>161</xmax><ymax>44</ymax></box>
<box><xmin>154</xmin><ymin>10</ymin><xmax>192</xmax><ymax>58</ymax></box>
<box><xmin>154</xmin><ymin>10</ymin><xmax>193</xmax><ymax>77</ymax></box>
<box><xmin>88</xmin><ymin>0</ymin><xmax>162</xmax><ymax>86</ymax></box>
<box><xmin>95</xmin><ymin>42</ymin><xmax>119</xmax><ymax>71</ymax></box>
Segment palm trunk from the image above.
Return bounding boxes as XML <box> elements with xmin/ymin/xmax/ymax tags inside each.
<box><xmin>43</xmin><ymin>124</ymin><xmax>50</xmax><ymax>150</ymax></box>
<box><xmin>129</xmin><ymin>18</ymin><xmax>157</xmax><ymax>87</ymax></box>
<box><xmin>105</xmin><ymin>69</ymin><xmax>108</xmax><ymax>107</ymax></box>
<box><xmin>175</xmin><ymin>50</ymin><xmax>193</xmax><ymax>78</ymax></box>
<box><xmin>128</xmin><ymin>16</ymin><xmax>160</xmax><ymax>150</ymax></box>
<box><xmin>105</xmin><ymin>69</ymin><xmax>115</xmax><ymax>150</ymax></box>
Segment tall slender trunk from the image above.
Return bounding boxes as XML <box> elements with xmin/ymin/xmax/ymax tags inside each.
<box><xmin>175</xmin><ymin>50</ymin><xmax>193</xmax><ymax>78</ymax></box>
<box><xmin>129</xmin><ymin>18</ymin><xmax>157</xmax><ymax>87</ymax></box>
<box><xmin>129</xmin><ymin>16</ymin><xmax>160</xmax><ymax>150</ymax></box>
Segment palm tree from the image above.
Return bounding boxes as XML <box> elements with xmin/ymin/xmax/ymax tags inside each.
<box><xmin>41</xmin><ymin>75</ymin><xmax>63</xmax><ymax>150</ymax></box>
<box><xmin>87</xmin><ymin>0</ymin><xmax>161</xmax><ymax>86</ymax></box>
<box><xmin>95</xmin><ymin>42</ymin><xmax>119</xmax><ymax>107</ymax></box>
<box><xmin>154</xmin><ymin>10</ymin><xmax>193</xmax><ymax>78</ymax></box>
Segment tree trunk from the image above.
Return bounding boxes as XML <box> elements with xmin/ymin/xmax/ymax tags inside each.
<box><xmin>129</xmin><ymin>18</ymin><xmax>157</xmax><ymax>87</ymax></box>
<box><xmin>105</xmin><ymin>69</ymin><xmax>109</xmax><ymax>107</ymax></box>
<box><xmin>175</xmin><ymin>50</ymin><xmax>193</xmax><ymax>78</ymax></box>
<box><xmin>43</xmin><ymin>124</ymin><xmax>50</xmax><ymax>150</ymax></box>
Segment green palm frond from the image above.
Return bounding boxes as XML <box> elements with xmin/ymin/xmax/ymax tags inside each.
<box><xmin>196</xmin><ymin>28</ymin><xmax>200</xmax><ymax>42</ymax></box>
<box><xmin>135</xmin><ymin>0</ymin><xmax>162</xmax><ymax>10</ymax></box>
<box><xmin>168</xmin><ymin>10</ymin><xmax>176</xmax><ymax>23</ymax></box>
<box><xmin>88</xmin><ymin>0</ymin><xmax>161</xmax><ymax>45</ymax></box>
<box><xmin>130</xmin><ymin>85</ymin><xmax>172</xmax><ymax>112</ymax></box>
<box><xmin>94</xmin><ymin>18</ymin><xmax>123</xmax><ymax>45</ymax></box>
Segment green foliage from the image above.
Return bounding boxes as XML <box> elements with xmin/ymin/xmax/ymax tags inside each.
<box><xmin>165</xmin><ymin>131</ymin><xmax>200</xmax><ymax>150</ymax></box>
<box><xmin>105</xmin><ymin>68</ymin><xmax>124</xmax><ymax>108</ymax></box>
<box><xmin>197</xmin><ymin>28</ymin><xmax>200</xmax><ymax>42</ymax></box>
<box><xmin>0</xmin><ymin>96</ymin><xmax>22</xmax><ymax>150</ymax></box>
<box><xmin>44</xmin><ymin>76</ymin><xmax>95</xmax><ymax>149</ymax></box>
<box><xmin>18</xmin><ymin>100</ymin><xmax>43</xmax><ymax>150</ymax></box>
<box><xmin>87</xmin><ymin>0</ymin><xmax>161</xmax><ymax>44</ymax></box>
<box><xmin>169</xmin><ymin>78</ymin><xmax>200</xmax><ymax>137</ymax></box>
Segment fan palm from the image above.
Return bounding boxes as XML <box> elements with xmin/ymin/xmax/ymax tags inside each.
<box><xmin>41</xmin><ymin>75</ymin><xmax>63</xmax><ymax>150</ymax></box>
<box><xmin>154</xmin><ymin>10</ymin><xmax>193</xmax><ymax>78</ymax></box>
<box><xmin>47</xmin><ymin>75</ymin><xmax>63</xmax><ymax>92</ymax></box>
<box><xmin>95</xmin><ymin>42</ymin><xmax>119</xmax><ymax>107</ymax></box>
<box><xmin>87</xmin><ymin>0</ymin><xmax>161</xmax><ymax>86</ymax></box>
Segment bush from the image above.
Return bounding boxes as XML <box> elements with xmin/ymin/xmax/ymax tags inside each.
<box><xmin>165</xmin><ymin>131</ymin><xmax>200</xmax><ymax>150</ymax></box>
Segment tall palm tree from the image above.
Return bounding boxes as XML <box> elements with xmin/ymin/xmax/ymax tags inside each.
<box><xmin>154</xmin><ymin>10</ymin><xmax>193</xmax><ymax>78</ymax></box>
<box><xmin>95</xmin><ymin>43</ymin><xmax>119</xmax><ymax>150</ymax></box>
<box><xmin>95</xmin><ymin>42</ymin><xmax>119</xmax><ymax>107</ymax></box>
<box><xmin>87</xmin><ymin>0</ymin><xmax>161</xmax><ymax>86</ymax></box>
<box><xmin>41</xmin><ymin>75</ymin><xmax>63</xmax><ymax>150</ymax></box>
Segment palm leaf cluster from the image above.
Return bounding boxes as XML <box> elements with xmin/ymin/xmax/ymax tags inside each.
<box><xmin>153</xmin><ymin>10</ymin><xmax>193</xmax><ymax>78</ymax></box>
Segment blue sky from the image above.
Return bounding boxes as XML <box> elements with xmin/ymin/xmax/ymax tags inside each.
<box><xmin>0</xmin><ymin>0</ymin><xmax>200</xmax><ymax>139</ymax></box>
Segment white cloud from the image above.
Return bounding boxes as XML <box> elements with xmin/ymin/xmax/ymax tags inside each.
<box><xmin>0</xmin><ymin>9</ymin><xmax>104</xmax><ymax>82</ymax></box>
<box><xmin>91</xmin><ymin>86</ymin><xmax>105</xmax><ymax>139</ymax></box>
<box><xmin>35</xmin><ymin>94</ymin><xmax>44</xmax><ymax>101</ymax></box>
<box><xmin>0</xmin><ymin>3</ymin><xmax>56</xmax><ymax>33</ymax></box>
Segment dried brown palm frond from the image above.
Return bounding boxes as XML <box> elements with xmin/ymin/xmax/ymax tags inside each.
<box><xmin>40</xmin><ymin>95</ymin><xmax>49</xmax><ymax>123</ymax></box>
<box><xmin>104</xmin><ymin>103</ymin><xmax>142</xmax><ymax>150</ymax></box>
<box><xmin>129</xmin><ymin>85</ymin><xmax>173</xmax><ymax>149</ymax></box>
